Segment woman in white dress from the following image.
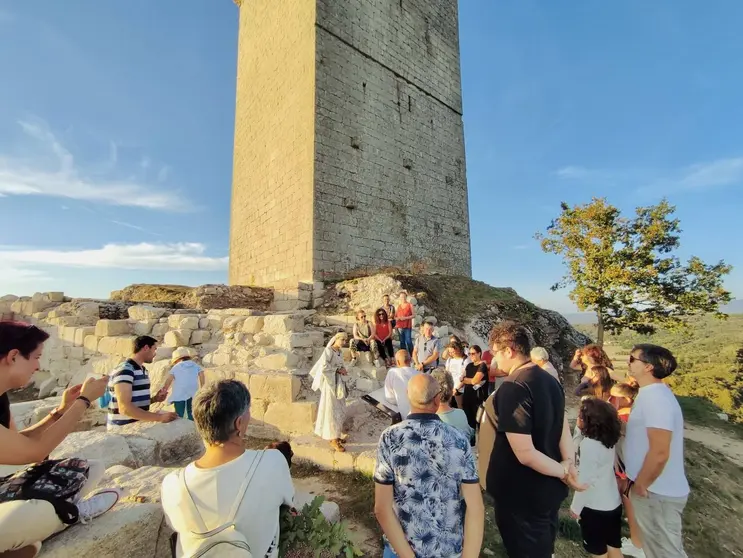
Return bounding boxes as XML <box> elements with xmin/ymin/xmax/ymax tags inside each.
<box><xmin>310</xmin><ymin>332</ymin><xmax>349</xmax><ymax>452</ymax></box>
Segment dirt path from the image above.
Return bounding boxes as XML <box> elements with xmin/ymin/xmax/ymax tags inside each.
<box><xmin>683</xmin><ymin>424</ymin><xmax>743</xmax><ymax>463</ymax></box>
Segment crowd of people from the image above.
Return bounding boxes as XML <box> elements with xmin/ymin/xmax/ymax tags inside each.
<box><xmin>0</xmin><ymin>312</ymin><xmax>691</xmax><ymax>558</ymax></box>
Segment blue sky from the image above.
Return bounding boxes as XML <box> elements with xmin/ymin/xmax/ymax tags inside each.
<box><xmin>0</xmin><ymin>0</ymin><xmax>741</xmax><ymax>313</ymax></box>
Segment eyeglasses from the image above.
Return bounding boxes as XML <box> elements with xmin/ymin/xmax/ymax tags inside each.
<box><xmin>468</xmin><ymin>351</ymin><xmax>478</xmax><ymax>355</ymax></box>
<box><xmin>628</xmin><ymin>355</ymin><xmax>648</xmax><ymax>365</ymax></box>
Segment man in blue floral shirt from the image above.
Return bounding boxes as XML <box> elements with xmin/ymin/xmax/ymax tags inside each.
<box><xmin>374</xmin><ymin>374</ymin><xmax>484</xmax><ymax>558</ymax></box>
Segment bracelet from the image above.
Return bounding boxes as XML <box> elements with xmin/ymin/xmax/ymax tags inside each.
<box><xmin>77</xmin><ymin>396</ymin><xmax>92</xmax><ymax>409</ymax></box>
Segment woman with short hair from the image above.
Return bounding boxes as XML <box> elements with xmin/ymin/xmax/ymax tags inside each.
<box><xmin>0</xmin><ymin>321</ymin><xmax>119</xmax><ymax>557</ymax></box>
<box><xmin>161</xmin><ymin>379</ymin><xmax>294</xmax><ymax>558</ymax></box>
<box><xmin>431</xmin><ymin>368</ymin><xmax>473</xmax><ymax>442</ymax></box>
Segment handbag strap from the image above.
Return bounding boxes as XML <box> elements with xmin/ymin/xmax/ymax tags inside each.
<box><xmin>178</xmin><ymin>450</ymin><xmax>265</xmax><ymax>536</ymax></box>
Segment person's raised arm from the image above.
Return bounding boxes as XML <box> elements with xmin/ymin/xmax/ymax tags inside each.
<box><xmin>0</xmin><ymin>377</ymin><xmax>107</xmax><ymax>465</ymax></box>
<box><xmin>569</xmin><ymin>349</ymin><xmax>583</xmax><ymax>371</ymax></box>
<box><xmin>20</xmin><ymin>383</ymin><xmax>82</xmax><ymax>439</ymax></box>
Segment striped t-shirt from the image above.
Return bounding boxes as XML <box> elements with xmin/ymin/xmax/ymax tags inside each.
<box><xmin>107</xmin><ymin>359</ymin><xmax>151</xmax><ymax>428</ymax></box>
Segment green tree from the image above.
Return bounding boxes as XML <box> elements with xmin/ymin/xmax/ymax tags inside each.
<box><xmin>536</xmin><ymin>197</ymin><xmax>732</xmax><ymax>345</ymax></box>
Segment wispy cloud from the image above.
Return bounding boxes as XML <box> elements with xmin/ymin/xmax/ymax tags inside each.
<box><xmin>0</xmin><ymin>242</ymin><xmax>227</xmax><ymax>271</ymax></box>
<box><xmin>3</xmin><ymin>266</ymin><xmax>52</xmax><ymax>282</ymax></box>
<box><xmin>110</xmin><ymin>220</ymin><xmax>163</xmax><ymax>237</ymax></box>
<box><xmin>556</xmin><ymin>156</ymin><xmax>743</xmax><ymax>195</ymax></box>
<box><xmin>0</xmin><ymin>119</ymin><xmax>191</xmax><ymax>211</ymax></box>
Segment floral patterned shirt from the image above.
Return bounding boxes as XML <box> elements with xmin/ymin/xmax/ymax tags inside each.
<box><xmin>374</xmin><ymin>413</ymin><xmax>479</xmax><ymax>557</ymax></box>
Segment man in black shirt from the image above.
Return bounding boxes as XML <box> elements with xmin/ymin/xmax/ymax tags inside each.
<box><xmin>486</xmin><ymin>321</ymin><xmax>584</xmax><ymax>558</ymax></box>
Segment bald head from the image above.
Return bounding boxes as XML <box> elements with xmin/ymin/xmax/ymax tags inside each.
<box><xmin>407</xmin><ymin>373</ymin><xmax>440</xmax><ymax>413</ymax></box>
<box><xmin>395</xmin><ymin>349</ymin><xmax>411</xmax><ymax>367</ymax></box>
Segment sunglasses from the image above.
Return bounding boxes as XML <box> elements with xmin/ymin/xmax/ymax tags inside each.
<box><xmin>628</xmin><ymin>355</ymin><xmax>648</xmax><ymax>364</ymax></box>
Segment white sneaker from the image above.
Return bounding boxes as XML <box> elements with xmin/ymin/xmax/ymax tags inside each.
<box><xmin>620</xmin><ymin>537</ymin><xmax>646</xmax><ymax>557</ymax></box>
<box><xmin>77</xmin><ymin>489</ymin><xmax>121</xmax><ymax>524</ymax></box>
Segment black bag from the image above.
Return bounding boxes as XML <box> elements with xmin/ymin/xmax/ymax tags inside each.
<box><xmin>0</xmin><ymin>458</ymin><xmax>90</xmax><ymax>525</ymax></box>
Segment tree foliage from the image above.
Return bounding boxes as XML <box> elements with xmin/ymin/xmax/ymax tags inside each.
<box><xmin>536</xmin><ymin>197</ymin><xmax>732</xmax><ymax>344</ymax></box>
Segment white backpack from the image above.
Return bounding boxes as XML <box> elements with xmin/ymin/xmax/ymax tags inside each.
<box><xmin>176</xmin><ymin>451</ymin><xmax>265</xmax><ymax>558</ymax></box>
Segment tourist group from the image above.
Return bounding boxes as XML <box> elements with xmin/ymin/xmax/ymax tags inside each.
<box><xmin>0</xmin><ymin>312</ymin><xmax>690</xmax><ymax>558</ymax></box>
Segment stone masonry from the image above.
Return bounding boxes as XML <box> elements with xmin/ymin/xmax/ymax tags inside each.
<box><xmin>229</xmin><ymin>0</ymin><xmax>472</xmax><ymax>288</ymax></box>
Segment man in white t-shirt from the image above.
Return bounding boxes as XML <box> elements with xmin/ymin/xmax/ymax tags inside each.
<box><xmin>624</xmin><ymin>344</ymin><xmax>689</xmax><ymax>558</ymax></box>
<box><xmin>161</xmin><ymin>380</ymin><xmax>294</xmax><ymax>558</ymax></box>
<box><xmin>384</xmin><ymin>349</ymin><xmax>418</xmax><ymax>419</ymax></box>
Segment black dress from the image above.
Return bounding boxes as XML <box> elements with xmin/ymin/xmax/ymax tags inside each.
<box><xmin>462</xmin><ymin>361</ymin><xmax>489</xmax><ymax>429</ymax></box>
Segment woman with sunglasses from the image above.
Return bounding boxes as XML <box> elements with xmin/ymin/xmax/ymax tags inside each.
<box><xmin>373</xmin><ymin>308</ymin><xmax>394</xmax><ymax>367</ymax></box>
<box><xmin>460</xmin><ymin>345</ymin><xmax>489</xmax><ymax>430</ymax></box>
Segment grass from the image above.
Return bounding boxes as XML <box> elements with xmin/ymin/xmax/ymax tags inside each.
<box><xmin>394</xmin><ymin>274</ymin><xmax>536</xmax><ymax>328</ymax></box>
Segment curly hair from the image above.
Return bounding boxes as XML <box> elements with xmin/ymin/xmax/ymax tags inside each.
<box><xmin>579</xmin><ymin>397</ymin><xmax>622</xmax><ymax>449</ymax></box>
<box><xmin>580</xmin><ymin>344</ymin><xmax>614</xmax><ymax>370</ymax></box>
<box><xmin>374</xmin><ymin>307</ymin><xmax>389</xmax><ymax>324</ymax></box>
<box><xmin>488</xmin><ymin>320</ymin><xmax>531</xmax><ymax>356</ymax></box>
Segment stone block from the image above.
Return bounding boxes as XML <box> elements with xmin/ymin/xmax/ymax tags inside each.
<box><xmin>164</xmin><ymin>329</ymin><xmax>191</xmax><ymax>347</ymax></box>
<box><xmin>134</xmin><ymin>319</ymin><xmax>159</xmax><ymax>336</ymax></box>
<box><xmin>178</xmin><ymin>316</ymin><xmax>200</xmax><ymax>330</ymax></box>
<box><xmin>124</xmin><ymin>437</ymin><xmax>158</xmax><ymax>469</ymax></box>
<box><xmin>51</xmin><ymin>431</ymin><xmax>137</xmax><ymax>469</ymax></box>
<box><xmin>65</xmin><ymin>346</ymin><xmax>84</xmax><ymax>360</ymax></box>
<box><xmin>60</xmin><ymin>325</ymin><xmax>78</xmax><ymax>342</ymax></box>
<box><xmin>241</xmin><ymin>316</ymin><xmax>265</xmax><ymax>334</ymax></box>
<box><xmin>96</xmin><ymin>319</ymin><xmax>131</xmax><ymax>337</ymax></box>
<box><xmin>97</xmin><ymin>336</ymin><xmax>119</xmax><ymax>355</ymax></box>
<box><xmin>254</xmin><ymin>351</ymin><xmax>299</xmax><ymax>370</ymax></box>
<box><xmin>128</xmin><ymin>305</ymin><xmax>168</xmax><ymax>321</ymax></box>
<box><xmin>153</xmin><ymin>346</ymin><xmax>174</xmax><ymax>362</ymax></box>
<box><xmin>167</xmin><ymin>314</ymin><xmax>183</xmax><ymax>328</ymax></box>
<box><xmin>40</xmin><ymin>502</ymin><xmax>164</xmax><ymax>558</ymax></box>
<box><xmin>100</xmin><ymin>465</ymin><xmax>134</xmax><ymax>487</ymax></box>
<box><xmin>46</xmin><ymin>291</ymin><xmax>65</xmax><ymax>302</ymax></box>
<box><xmin>115</xmin><ymin>336</ymin><xmax>136</xmax><ymax>356</ymax></box>
<box><xmin>91</xmin><ymin>356</ymin><xmax>122</xmax><ymax>376</ymax></box>
<box><xmin>74</xmin><ymin>302</ymin><xmax>101</xmax><ymax>319</ymax></box>
<box><xmin>263</xmin><ymin>400</ymin><xmax>317</xmax><ymax>434</ymax></box>
<box><xmin>151</xmin><ymin>322</ymin><xmax>170</xmax><ymax>338</ymax></box>
<box><xmin>293</xmin><ymin>490</ymin><xmax>340</xmax><ymax>523</ymax></box>
<box><xmin>222</xmin><ymin>316</ymin><xmax>246</xmax><ymax>332</ymax></box>
<box><xmin>249</xmin><ymin>374</ymin><xmax>300</xmax><ymax>403</ymax></box>
<box><xmin>272</xmin><ymin>300</ymin><xmax>306</xmax><ymax>312</ymax></box>
<box><xmin>263</xmin><ymin>314</ymin><xmax>304</xmax><ymax>334</ymax></box>
<box><xmin>38</xmin><ymin>377</ymin><xmax>58</xmax><ymax>399</ymax></box>
<box><xmin>84</xmin><ymin>335</ymin><xmax>100</xmax><ymax>353</ymax></box>
<box><xmin>354</xmin><ymin>450</ymin><xmax>377</xmax><ymax>476</ymax></box>
<box><xmin>190</xmin><ymin>329</ymin><xmax>211</xmax><ymax>344</ymax></box>
<box><xmin>112</xmin><ymin>465</ymin><xmax>175</xmax><ymax>504</ymax></box>
<box><xmin>118</xmin><ymin>420</ymin><xmax>204</xmax><ymax>465</ymax></box>
<box><xmin>354</xmin><ymin>377</ymin><xmax>379</xmax><ymax>392</ymax></box>
<box><xmin>74</xmin><ymin>326</ymin><xmax>96</xmax><ymax>346</ymax></box>
<box><xmin>253</xmin><ymin>332</ymin><xmax>273</xmax><ymax>346</ymax></box>
<box><xmin>274</xmin><ymin>333</ymin><xmax>314</xmax><ymax>349</ymax></box>
<box><xmin>198</xmin><ymin>317</ymin><xmax>209</xmax><ymax>329</ymax></box>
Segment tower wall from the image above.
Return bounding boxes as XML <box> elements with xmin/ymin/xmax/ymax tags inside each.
<box><xmin>229</xmin><ymin>0</ymin><xmax>471</xmax><ymax>287</ymax></box>
<box><xmin>229</xmin><ymin>0</ymin><xmax>317</xmax><ymax>287</ymax></box>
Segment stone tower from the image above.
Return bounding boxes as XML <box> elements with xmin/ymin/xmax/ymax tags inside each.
<box><xmin>229</xmin><ymin>0</ymin><xmax>471</xmax><ymax>288</ymax></box>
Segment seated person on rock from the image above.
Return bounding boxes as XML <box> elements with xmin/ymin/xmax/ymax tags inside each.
<box><xmin>350</xmin><ymin>310</ymin><xmax>381</xmax><ymax>367</ymax></box>
<box><xmin>160</xmin><ymin>347</ymin><xmax>205</xmax><ymax>421</ymax></box>
<box><xmin>0</xmin><ymin>321</ymin><xmax>121</xmax><ymax>558</ymax></box>
<box><xmin>161</xmin><ymin>379</ymin><xmax>294</xmax><ymax>558</ymax></box>
<box><xmin>106</xmin><ymin>335</ymin><xmax>177</xmax><ymax>430</ymax></box>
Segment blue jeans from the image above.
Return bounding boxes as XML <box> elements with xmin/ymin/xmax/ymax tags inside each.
<box><xmin>383</xmin><ymin>542</ymin><xmax>399</xmax><ymax>558</ymax></box>
<box><xmin>398</xmin><ymin>328</ymin><xmax>413</xmax><ymax>355</ymax></box>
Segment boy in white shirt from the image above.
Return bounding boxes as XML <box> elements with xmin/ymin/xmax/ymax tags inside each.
<box><xmin>160</xmin><ymin>347</ymin><xmax>205</xmax><ymax>421</ymax></box>
<box><xmin>383</xmin><ymin>350</ymin><xmax>418</xmax><ymax>419</ymax></box>
<box><xmin>624</xmin><ymin>344</ymin><xmax>689</xmax><ymax>558</ymax></box>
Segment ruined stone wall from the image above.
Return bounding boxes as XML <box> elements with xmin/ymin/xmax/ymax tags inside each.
<box><xmin>229</xmin><ymin>0</ymin><xmax>317</xmax><ymax>288</ymax></box>
<box><xmin>312</xmin><ymin>0</ymin><xmax>471</xmax><ymax>280</ymax></box>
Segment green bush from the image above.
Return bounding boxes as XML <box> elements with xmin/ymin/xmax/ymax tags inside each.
<box><xmin>279</xmin><ymin>496</ymin><xmax>364</xmax><ymax>558</ymax></box>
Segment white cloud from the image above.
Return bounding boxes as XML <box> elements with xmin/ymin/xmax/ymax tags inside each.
<box><xmin>0</xmin><ymin>119</ymin><xmax>191</xmax><ymax>211</ymax></box>
<box><xmin>3</xmin><ymin>266</ymin><xmax>51</xmax><ymax>282</ymax></box>
<box><xmin>0</xmin><ymin>242</ymin><xmax>227</xmax><ymax>271</ymax></box>
<box><xmin>556</xmin><ymin>156</ymin><xmax>743</xmax><ymax>194</ymax></box>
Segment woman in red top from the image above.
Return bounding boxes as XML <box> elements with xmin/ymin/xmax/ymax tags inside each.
<box><xmin>373</xmin><ymin>308</ymin><xmax>394</xmax><ymax>367</ymax></box>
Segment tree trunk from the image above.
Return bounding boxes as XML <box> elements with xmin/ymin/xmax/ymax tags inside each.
<box><xmin>597</xmin><ymin>311</ymin><xmax>605</xmax><ymax>346</ymax></box>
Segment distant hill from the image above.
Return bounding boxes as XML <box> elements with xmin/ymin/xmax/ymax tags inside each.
<box><xmin>564</xmin><ymin>299</ymin><xmax>743</xmax><ymax>325</ymax></box>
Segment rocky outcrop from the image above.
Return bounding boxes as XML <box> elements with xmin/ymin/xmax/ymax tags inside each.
<box><xmin>110</xmin><ymin>283</ymin><xmax>273</xmax><ymax>311</ymax></box>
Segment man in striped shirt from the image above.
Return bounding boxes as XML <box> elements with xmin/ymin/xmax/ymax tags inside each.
<box><xmin>107</xmin><ymin>335</ymin><xmax>178</xmax><ymax>429</ymax></box>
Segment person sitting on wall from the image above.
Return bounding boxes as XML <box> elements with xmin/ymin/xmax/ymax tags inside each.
<box><xmin>0</xmin><ymin>321</ymin><xmax>121</xmax><ymax>558</ymax></box>
<box><xmin>349</xmin><ymin>310</ymin><xmax>381</xmax><ymax>367</ymax></box>
<box><xmin>106</xmin><ymin>335</ymin><xmax>177</xmax><ymax>429</ymax></box>
<box><xmin>373</xmin><ymin>308</ymin><xmax>395</xmax><ymax>368</ymax></box>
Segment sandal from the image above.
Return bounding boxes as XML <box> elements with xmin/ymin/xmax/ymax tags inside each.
<box><xmin>330</xmin><ymin>439</ymin><xmax>346</xmax><ymax>452</ymax></box>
